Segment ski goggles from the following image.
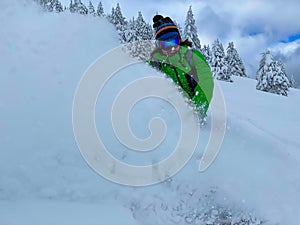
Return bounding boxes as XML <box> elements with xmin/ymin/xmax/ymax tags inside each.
<box><xmin>158</xmin><ymin>36</ymin><xmax>180</xmax><ymax>50</ymax></box>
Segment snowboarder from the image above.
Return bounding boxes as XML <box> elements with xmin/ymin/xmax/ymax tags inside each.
<box><xmin>148</xmin><ymin>15</ymin><xmax>214</xmax><ymax>117</ymax></box>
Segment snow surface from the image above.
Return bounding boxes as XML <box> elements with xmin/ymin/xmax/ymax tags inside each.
<box><xmin>1</xmin><ymin>1</ymin><xmax>300</xmax><ymax>225</ymax></box>
<box><xmin>0</xmin><ymin>200</ymin><xmax>138</xmax><ymax>225</ymax></box>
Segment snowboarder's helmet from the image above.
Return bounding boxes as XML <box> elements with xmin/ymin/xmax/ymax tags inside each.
<box><xmin>153</xmin><ymin>15</ymin><xmax>180</xmax><ymax>41</ymax></box>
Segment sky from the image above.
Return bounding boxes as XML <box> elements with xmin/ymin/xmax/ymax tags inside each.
<box><xmin>61</xmin><ymin>0</ymin><xmax>300</xmax><ymax>84</ymax></box>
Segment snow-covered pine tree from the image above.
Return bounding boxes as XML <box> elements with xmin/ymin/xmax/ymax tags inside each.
<box><xmin>76</xmin><ymin>0</ymin><xmax>88</xmax><ymax>15</ymax></box>
<box><xmin>183</xmin><ymin>5</ymin><xmax>201</xmax><ymax>50</ymax></box>
<box><xmin>88</xmin><ymin>1</ymin><xmax>96</xmax><ymax>16</ymax></box>
<box><xmin>211</xmin><ymin>39</ymin><xmax>232</xmax><ymax>82</ymax></box>
<box><xmin>289</xmin><ymin>74</ymin><xmax>297</xmax><ymax>88</ymax></box>
<box><xmin>123</xmin><ymin>17</ymin><xmax>138</xmax><ymax>42</ymax></box>
<box><xmin>69</xmin><ymin>0</ymin><xmax>75</xmax><ymax>13</ymax></box>
<box><xmin>124</xmin><ymin>12</ymin><xmax>155</xmax><ymax>60</ymax></box>
<box><xmin>114</xmin><ymin>3</ymin><xmax>126</xmax><ymax>26</ymax></box>
<box><xmin>256</xmin><ymin>50</ymin><xmax>289</xmax><ymax>96</ymax></box>
<box><xmin>39</xmin><ymin>0</ymin><xmax>50</xmax><ymax>11</ymax></box>
<box><xmin>277</xmin><ymin>60</ymin><xmax>288</xmax><ymax>80</ymax></box>
<box><xmin>273</xmin><ymin>60</ymin><xmax>290</xmax><ymax>95</ymax></box>
<box><xmin>54</xmin><ymin>0</ymin><xmax>63</xmax><ymax>13</ymax></box>
<box><xmin>106</xmin><ymin>7</ymin><xmax>115</xmax><ymax>24</ymax></box>
<box><xmin>107</xmin><ymin>3</ymin><xmax>127</xmax><ymax>43</ymax></box>
<box><xmin>202</xmin><ymin>44</ymin><xmax>212</xmax><ymax>66</ymax></box>
<box><xmin>36</xmin><ymin>0</ymin><xmax>63</xmax><ymax>13</ymax></box>
<box><xmin>96</xmin><ymin>1</ymin><xmax>105</xmax><ymax>17</ymax></box>
<box><xmin>256</xmin><ymin>50</ymin><xmax>273</xmax><ymax>91</ymax></box>
<box><xmin>38</xmin><ymin>0</ymin><xmax>52</xmax><ymax>12</ymax></box>
<box><xmin>225</xmin><ymin>42</ymin><xmax>247</xmax><ymax>77</ymax></box>
<box><xmin>70</xmin><ymin>0</ymin><xmax>88</xmax><ymax>15</ymax></box>
<box><xmin>135</xmin><ymin>11</ymin><xmax>153</xmax><ymax>40</ymax></box>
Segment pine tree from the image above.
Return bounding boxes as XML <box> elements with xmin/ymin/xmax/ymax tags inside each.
<box><xmin>211</xmin><ymin>39</ymin><xmax>232</xmax><ymax>82</ymax></box>
<box><xmin>273</xmin><ymin>60</ymin><xmax>290</xmax><ymax>95</ymax></box>
<box><xmin>54</xmin><ymin>0</ymin><xmax>63</xmax><ymax>13</ymax></box>
<box><xmin>70</xmin><ymin>0</ymin><xmax>88</xmax><ymax>15</ymax></box>
<box><xmin>277</xmin><ymin>60</ymin><xmax>287</xmax><ymax>78</ymax></box>
<box><xmin>107</xmin><ymin>3</ymin><xmax>128</xmax><ymax>43</ymax></box>
<box><xmin>124</xmin><ymin>13</ymin><xmax>155</xmax><ymax>60</ymax></box>
<box><xmin>37</xmin><ymin>0</ymin><xmax>63</xmax><ymax>13</ymax></box>
<box><xmin>289</xmin><ymin>74</ymin><xmax>297</xmax><ymax>88</ymax></box>
<box><xmin>114</xmin><ymin>3</ymin><xmax>126</xmax><ymax>26</ymax></box>
<box><xmin>106</xmin><ymin>7</ymin><xmax>115</xmax><ymax>24</ymax></box>
<box><xmin>135</xmin><ymin>11</ymin><xmax>153</xmax><ymax>40</ymax></box>
<box><xmin>45</xmin><ymin>0</ymin><xmax>52</xmax><ymax>11</ymax></box>
<box><xmin>225</xmin><ymin>42</ymin><xmax>247</xmax><ymax>77</ymax></box>
<box><xmin>96</xmin><ymin>1</ymin><xmax>105</xmax><ymax>17</ymax></box>
<box><xmin>123</xmin><ymin>17</ymin><xmax>138</xmax><ymax>42</ymax></box>
<box><xmin>38</xmin><ymin>0</ymin><xmax>53</xmax><ymax>12</ymax></box>
<box><xmin>183</xmin><ymin>6</ymin><xmax>201</xmax><ymax>50</ymax></box>
<box><xmin>88</xmin><ymin>1</ymin><xmax>96</xmax><ymax>16</ymax></box>
<box><xmin>76</xmin><ymin>0</ymin><xmax>88</xmax><ymax>15</ymax></box>
<box><xmin>69</xmin><ymin>0</ymin><xmax>75</xmax><ymax>13</ymax></box>
<box><xmin>256</xmin><ymin>50</ymin><xmax>289</xmax><ymax>96</ymax></box>
<box><xmin>202</xmin><ymin>44</ymin><xmax>212</xmax><ymax>66</ymax></box>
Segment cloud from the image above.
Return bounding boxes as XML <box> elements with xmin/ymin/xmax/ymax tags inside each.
<box><xmin>271</xmin><ymin>40</ymin><xmax>300</xmax><ymax>59</ymax></box>
<box><xmin>206</xmin><ymin>0</ymin><xmax>300</xmax><ymax>39</ymax></box>
<box><xmin>196</xmin><ymin>6</ymin><xmax>232</xmax><ymax>41</ymax></box>
<box><xmin>271</xmin><ymin>40</ymin><xmax>300</xmax><ymax>85</ymax></box>
<box><xmin>287</xmin><ymin>54</ymin><xmax>300</xmax><ymax>86</ymax></box>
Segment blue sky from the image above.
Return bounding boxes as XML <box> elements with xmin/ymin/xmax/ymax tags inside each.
<box><xmin>61</xmin><ymin>0</ymin><xmax>300</xmax><ymax>84</ymax></box>
<box><xmin>281</xmin><ymin>34</ymin><xmax>300</xmax><ymax>43</ymax></box>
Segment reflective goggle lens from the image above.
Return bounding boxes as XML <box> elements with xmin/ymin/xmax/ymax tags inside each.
<box><xmin>159</xmin><ymin>37</ymin><xmax>180</xmax><ymax>50</ymax></box>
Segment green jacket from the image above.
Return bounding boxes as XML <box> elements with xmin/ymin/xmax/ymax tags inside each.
<box><xmin>148</xmin><ymin>46</ymin><xmax>214</xmax><ymax>116</ymax></box>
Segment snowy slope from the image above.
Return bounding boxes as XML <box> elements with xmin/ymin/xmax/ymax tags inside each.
<box><xmin>0</xmin><ymin>200</ymin><xmax>138</xmax><ymax>225</ymax></box>
<box><xmin>0</xmin><ymin>1</ymin><xmax>138</xmax><ymax>224</ymax></box>
<box><xmin>1</xmin><ymin>1</ymin><xmax>300</xmax><ymax>225</ymax></box>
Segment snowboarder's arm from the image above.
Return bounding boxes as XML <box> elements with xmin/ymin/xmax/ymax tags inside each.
<box><xmin>192</xmin><ymin>50</ymin><xmax>214</xmax><ymax>104</ymax></box>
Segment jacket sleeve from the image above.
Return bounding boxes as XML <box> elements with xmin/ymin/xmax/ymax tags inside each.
<box><xmin>192</xmin><ymin>49</ymin><xmax>214</xmax><ymax>105</ymax></box>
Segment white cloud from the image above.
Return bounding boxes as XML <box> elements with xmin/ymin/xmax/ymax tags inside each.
<box><xmin>270</xmin><ymin>40</ymin><xmax>300</xmax><ymax>58</ymax></box>
<box><xmin>270</xmin><ymin>40</ymin><xmax>300</xmax><ymax>84</ymax></box>
<box><xmin>196</xmin><ymin>6</ymin><xmax>232</xmax><ymax>41</ymax></box>
<box><xmin>205</xmin><ymin>0</ymin><xmax>300</xmax><ymax>37</ymax></box>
